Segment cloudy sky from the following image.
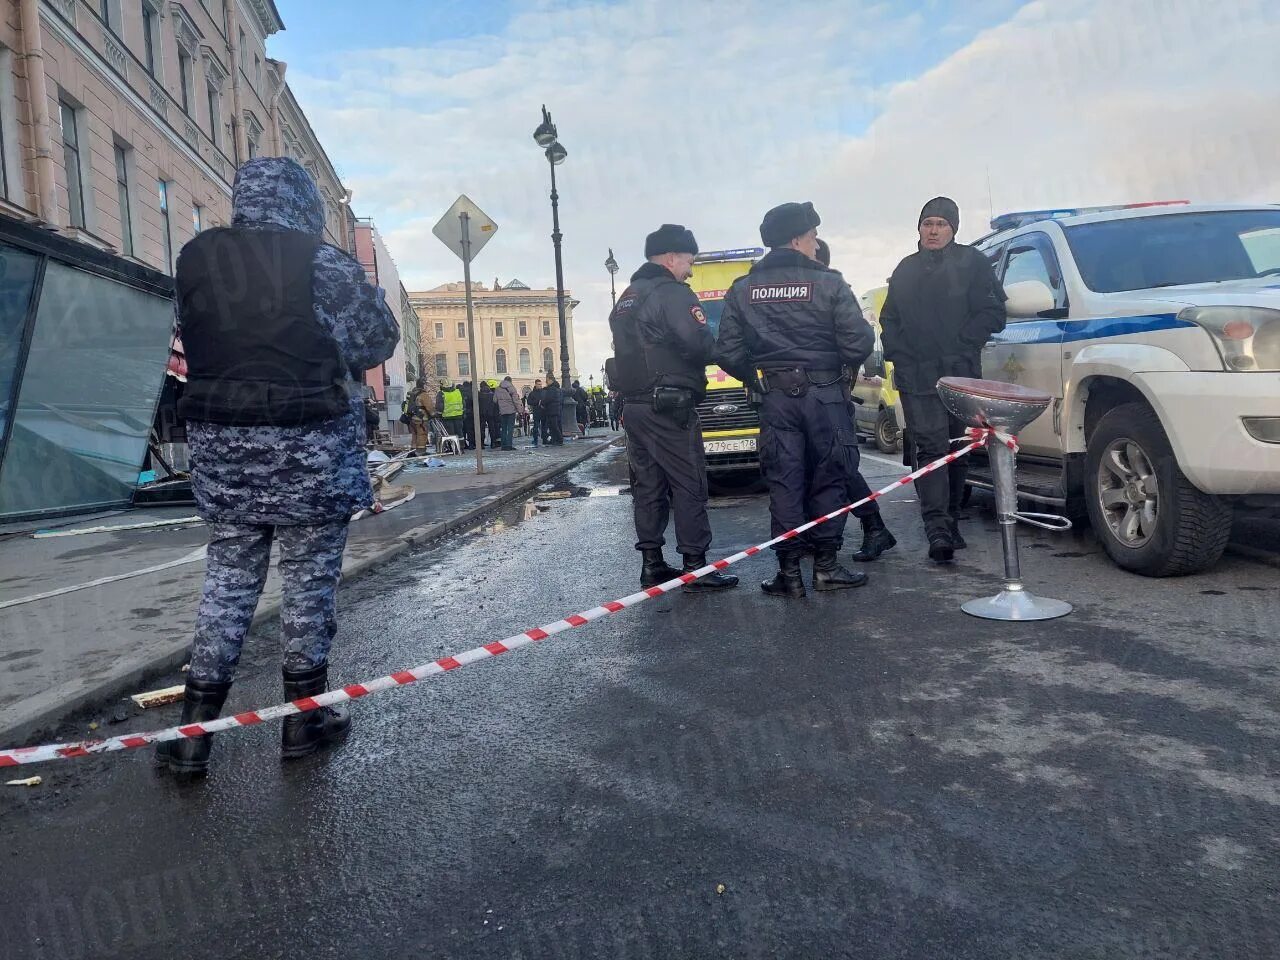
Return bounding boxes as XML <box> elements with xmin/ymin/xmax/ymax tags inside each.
<box><xmin>272</xmin><ymin>0</ymin><xmax>1278</xmax><ymax>380</ymax></box>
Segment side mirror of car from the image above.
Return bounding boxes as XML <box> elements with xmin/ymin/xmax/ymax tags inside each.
<box><xmin>1004</xmin><ymin>280</ymin><xmax>1057</xmax><ymax>318</ymax></box>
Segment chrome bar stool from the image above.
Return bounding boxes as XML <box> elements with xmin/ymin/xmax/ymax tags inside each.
<box><xmin>937</xmin><ymin>377</ymin><xmax>1073</xmax><ymax>622</ymax></box>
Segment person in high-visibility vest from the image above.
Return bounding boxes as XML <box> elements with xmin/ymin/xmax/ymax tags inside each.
<box><xmin>436</xmin><ymin>380</ymin><xmax>465</xmax><ymax>440</ymax></box>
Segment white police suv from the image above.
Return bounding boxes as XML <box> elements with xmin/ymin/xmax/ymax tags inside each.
<box><xmin>967</xmin><ymin>201</ymin><xmax>1280</xmax><ymax>576</ymax></box>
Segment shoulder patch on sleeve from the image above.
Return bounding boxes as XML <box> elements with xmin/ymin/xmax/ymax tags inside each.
<box><xmin>691</xmin><ymin>306</ymin><xmax>707</xmax><ymax>325</ymax></box>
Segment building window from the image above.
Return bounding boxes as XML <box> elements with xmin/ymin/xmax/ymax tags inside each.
<box><xmin>59</xmin><ymin>100</ymin><xmax>86</xmax><ymax>229</ymax></box>
<box><xmin>434</xmin><ymin>353</ymin><xmax>448</xmax><ymax>378</ymax></box>
<box><xmin>457</xmin><ymin>353</ymin><xmax>470</xmax><ymax>376</ymax></box>
<box><xmin>542</xmin><ymin>320</ymin><xmax>551</xmax><ymax>337</ymax></box>
<box><xmin>98</xmin><ymin>0</ymin><xmax>118</xmax><ymax>32</ymax></box>
<box><xmin>456</xmin><ymin>321</ymin><xmax>465</xmax><ymax>339</ymax></box>
<box><xmin>518</xmin><ymin>348</ymin><xmax>531</xmax><ymax>374</ymax></box>
<box><xmin>141</xmin><ymin>2</ymin><xmax>160</xmax><ymax>77</ymax></box>
<box><xmin>495</xmin><ymin>349</ymin><xmax>507</xmax><ymax>374</ymax></box>
<box><xmin>253</xmin><ymin>54</ymin><xmax>261</xmax><ymax>89</ymax></box>
<box><xmin>518</xmin><ymin>320</ymin><xmax>528</xmax><ymax>338</ymax></box>
<box><xmin>494</xmin><ymin>320</ymin><xmax>504</xmax><ymax>338</ymax></box>
<box><xmin>238</xmin><ymin>28</ymin><xmax>247</xmax><ymax>72</ymax></box>
<box><xmin>542</xmin><ymin>347</ymin><xmax>554</xmax><ymax>373</ymax></box>
<box><xmin>158</xmin><ymin>179</ymin><xmax>173</xmax><ymax>273</ymax></box>
<box><xmin>434</xmin><ymin>322</ymin><xmax>443</xmax><ymax>340</ymax></box>
<box><xmin>178</xmin><ymin>49</ymin><xmax>193</xmax><ymax>114</ymax></box>
<box><xmin>192</xmin><ymin>203</ymin><xmax>203</xmax><ymax>233</ymax></box>
<box><xmin>114</xmin><ymin>143</ymin><xmax>134</xmax><ymax>257</ymax></box>
<box><xmin>206</xmin><ymin>83</ymin><xmax>221</xmax><ymax>147</ymax></box>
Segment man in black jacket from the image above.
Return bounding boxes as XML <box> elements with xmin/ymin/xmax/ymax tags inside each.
<box><xmin>542</xmin><ymin>377</ymin><xmax>564</xmax><ymax>445</ymax></box>
<box><xmin>718</xmin><ymin>202</ymin><xmax>873</xmax><ymax>598</ymax></box>
<box><xmin>609</xmin><ymin>224</ymin><xmax>737</xmax><ymax>593</ymax></box>
<box><xmin>881</xmin><ymin>197</ymin><xmax>1007</xmax><ymax>563</ymax></box>
<box><xmin>527</xmin><ymin>379</ymin><xmax>545</xmax><ymax>447</ymax></box>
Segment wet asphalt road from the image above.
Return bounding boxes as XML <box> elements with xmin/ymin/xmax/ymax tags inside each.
<box><xmin>3</xmin><ymin>444</ymin><xmax>1279</xmax><ymax>960</ymax></box>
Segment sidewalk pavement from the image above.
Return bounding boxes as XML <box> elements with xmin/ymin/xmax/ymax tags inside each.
<box><xmin>0</xmin><ymin>433</ymin><xmax>621</xmax><ymax>744</ymax></box>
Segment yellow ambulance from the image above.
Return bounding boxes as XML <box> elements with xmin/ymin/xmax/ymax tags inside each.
<box><xmin>690</xmin><ymin>248</ymin><xmax>765</xmax><ymax>474</ymax></box>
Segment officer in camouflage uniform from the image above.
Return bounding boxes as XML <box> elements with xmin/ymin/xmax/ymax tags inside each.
<box><xmin>157</xmin><ymin>157</ymin><xmax>399</xmax><ymax>777</ymax></box>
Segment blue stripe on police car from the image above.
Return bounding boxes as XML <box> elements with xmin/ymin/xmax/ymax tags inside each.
<box><xmin>991</xmin><ymin>313</ymin><xmax>1196</xmax><ymax>345</ymax></box>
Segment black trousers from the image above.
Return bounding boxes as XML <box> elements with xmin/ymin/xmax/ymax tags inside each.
<box><xmin>899</xmin><ymin>391</ymin><xmax>968</xmax><ymax>534</ymax></box>
<box><xmin>623</xmin><ymin>402</ymin><xmax>712</xmax><ymax>556</ymax></box>
<box><xmin>759</xmin><ymin>383</ymin><xmax>860</xmax><ymax>554</ymax></box>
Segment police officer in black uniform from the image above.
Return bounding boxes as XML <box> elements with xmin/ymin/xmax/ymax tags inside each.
<box><xmin>814</xmin><ymin>238</ymin><xmax>897</xmax><ymax>563</ymax></box>
<box><xmin>717</xmin><ymin>202</ymin><xmax>875</xmax><ymax>598</ymax></box>
<box><xmin>609</xmin><ymin>224</ymin><xmax>738</xmax><ymax>593</ymax></box>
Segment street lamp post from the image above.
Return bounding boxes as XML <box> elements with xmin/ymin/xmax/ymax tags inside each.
<box><xmin>605</xmin><ymin>248</ymin><xmax>619</xmax><ymax>307</ymax></box>
<box><xmin>533</xmin><ymin>105</ymin><xmax>576</xmax><ymax>438</ymax></box>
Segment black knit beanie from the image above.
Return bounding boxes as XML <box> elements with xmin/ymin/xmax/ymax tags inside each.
<box><xmin>918</xmin><ymin>196</ymin><xmax>960</xmax><ymax>234</ymax></box>
<box><xmin>644</xmin><ymin>224</ymin><xmax>699</xmax><ymax>258</ymax></box>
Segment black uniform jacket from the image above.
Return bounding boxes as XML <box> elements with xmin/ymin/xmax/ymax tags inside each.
<box><xmin>608</xmin><ymin>262</ymin><xmax>716</xmax><ymax>399</ymax></box>
<box><xmin>879</xmin><ymin>241</ymin><xmax>1007</xmax><ymax>394</ymax></box>
<box><xmin>716</xmin><ymin>248</ymin><xmax>874</xmax><ymax>383</ymax></box>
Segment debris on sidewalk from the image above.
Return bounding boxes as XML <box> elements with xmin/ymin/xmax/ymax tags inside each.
<box><xmin>352</xmin><ymin>484</ymin><xmax>416</xmax><ymax>521</ymax></box>
<box><xmin>534</xmin><ymin>490</ymin><xmax>572</xmax><ymax>500</ymax></box>
<box><xmin>6</xmin><ymin>777</ymin><xmax>41</xmax><ymax>787</ymax></box>
<box><xmin>403</xmin><ymin>456</ymin><xmax>447</xmax><ymax>470</ymax></box>
<box><xmin>32</xmin><ymin>516</ymin><xmax>204</xmax><ymax>539</ymax></box>
<box><xmin>130</xmin><ymin>685</ymin><xmax>185</xmax><ymax>709</ymax></box>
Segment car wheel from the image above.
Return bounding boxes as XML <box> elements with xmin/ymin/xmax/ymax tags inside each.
<box><xmin>1084</xmin><ymin>402</ymin><xmax>1231</xmax><ymax>576</ymax></box>
<box><xmin>875</xmin><ymin>407</ymin><xmax>900</xmax><ymax>454</ymax></box>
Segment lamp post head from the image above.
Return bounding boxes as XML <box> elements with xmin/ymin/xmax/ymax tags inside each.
<box><xmin>533</xmin><ymin>105</ymin><xmax>558</xmax><ymax>147</ymax></box>
<box><xmin>545</xmin><ymin>141</ymin><xmax>567</xmax><ymax>165</ymax></box>
<box><xmin>605</xmin><ymin>248</ymin><xmax>619</xmax><ymax>275</ymax></box>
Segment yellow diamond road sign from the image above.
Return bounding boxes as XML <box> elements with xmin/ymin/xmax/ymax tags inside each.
<box><xmin>432</xmin><ymin>194</ymin><xmax>498</xmax><ymax>263</ymax></box>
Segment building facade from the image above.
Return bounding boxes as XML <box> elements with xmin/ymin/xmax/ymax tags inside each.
<box><xmin>409</xmin><ymin>279</ymin><xmax>580</xmax><ymax>394</ymax></box>
<box><xmin>354</xmin><ymin>217</ymin><xmax>430</xmax><ymax>435</ymax></box>
<box><xmin>0</xmin><ymin>0</ymin><xmax>353</xmax><ymax>273</ymax></box>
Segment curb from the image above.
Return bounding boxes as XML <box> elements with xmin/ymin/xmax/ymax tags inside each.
<box><xmin>0</xmin><ymin>438</ymin><xmax>620</xmax><ymax>745</ymax></box>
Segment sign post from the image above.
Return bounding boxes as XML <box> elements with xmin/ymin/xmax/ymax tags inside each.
<box><xmin>433</xmin><ymin>195</ymin><xmax>498</xmax><ymax>475</ymax></box>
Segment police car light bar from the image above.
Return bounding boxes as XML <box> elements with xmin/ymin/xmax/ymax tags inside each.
<box><xmin>989</xmin><ymin>201</ymin><xmax>1189</xmax><ymax>233</ymax></box>
<box><xmin>694</xmin><ymin>248</ymin><xmax>765</xmax><ymax>263</ymax></box>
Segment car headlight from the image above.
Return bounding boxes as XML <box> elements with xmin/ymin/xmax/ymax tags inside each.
<box><xmin>1179</xmin><ymin>305</ymin><xmax>1280</xmax><ymax>371</ymax></box>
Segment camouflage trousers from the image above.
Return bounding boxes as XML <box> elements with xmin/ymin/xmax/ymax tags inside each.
<box><xmin>187</xmin><ymin>521</ymin><xmax>350</xmax><ymax>683</ymax></box>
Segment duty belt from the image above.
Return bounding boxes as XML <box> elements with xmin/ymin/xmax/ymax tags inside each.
<box><xmin>756</xmin><ymin>368</ymin><xmax>846</xmax><ymax>397</ymax></box>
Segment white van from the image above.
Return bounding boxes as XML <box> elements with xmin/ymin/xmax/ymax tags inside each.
<box><xmin>964</xmin><ymin>202</ymin><xmax>1280</xmax><ymax>576</ymax></box>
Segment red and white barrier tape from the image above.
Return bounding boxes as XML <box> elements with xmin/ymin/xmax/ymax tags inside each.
<box><xmin>0</xmin><ymin>432</ymin><xmax>997</xmax><ymax>768</ymax></box>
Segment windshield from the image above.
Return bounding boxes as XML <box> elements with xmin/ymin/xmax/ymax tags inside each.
<box><xmin>1064</xmin><ymin>210</ymin><xmax>1280</xmax><ymax>292</ymax></box>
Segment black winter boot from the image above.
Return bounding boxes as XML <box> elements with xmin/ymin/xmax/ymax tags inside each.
<box><xmin>928</xmin><ymin>528</ymin><xmax>956</xmax><ymax>564</ymax></box>
<box><xmin>813</xmin><ymin>548</ymin><xmax>869</xmax><ymax>591</ymax></box>
<box><xmin>948</xmin><ymin>520</ymin><xmax>968</xmax><ymax>550</ymax></box>
<box><xmin>849</xmin><ymin>513</ymin><xmax>897</xmax><ymax>562</ymax></box>
<box><xmin>761</xmin><ymin>552</ymin><xmax>806</xmax><ymax>598</ymax></box>
<box><xmin>640</xmin><ymin>548</ymin><xmax>682</xmax><ymax>588</ymax></box>
<box><xmin>281</xmin><ymin>663</ymin><xmax>351</xmax><ymax>760</ymax></box>
<box><xmin>681</xmin><ymin>553</ymin><xmax>739</xmax><ymax>593</ymax></box>
<box><xmin>154</xmin><ymin>678</ymin><xmax>232</xmax><ymax>777</ymax></box>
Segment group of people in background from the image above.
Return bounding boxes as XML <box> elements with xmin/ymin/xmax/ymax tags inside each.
<box><xmin>400</xmin><ymin>373</ymin><xmax>609</xmax><ymax>455</ymax></box>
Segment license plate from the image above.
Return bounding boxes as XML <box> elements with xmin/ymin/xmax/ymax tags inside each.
<box><xmin>704</xmin><ymin>438</ymin><xmax>757</xmax><ymax>454</ymax></box>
